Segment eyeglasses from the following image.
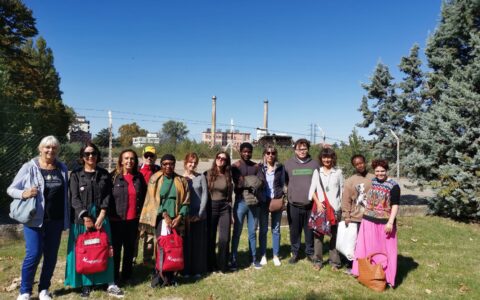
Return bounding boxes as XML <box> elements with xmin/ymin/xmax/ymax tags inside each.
<box><xmin>265</xmin><ymin>151</ymin><xmax>276</xmax><ymax>156</ymax></box>
<box><xmin>295</xmin><ymin>148</ymin><xmax>308</xmax><ymax>152</ymax></box>
<box><xmin>144</xmin><ymin>153</ymin><xmax>155</xmax><ymax>159</ymax></box>
<box><xmin>162</xmin><ymin>162</ymin><xmax>175</xmax><ymax>167</ymax></box>
<box><xmin>216</xmin><ymin>157</ymin><xmax>227</xmax><ymax>161</ymax></box>
<box><xmin>83</xmin><ymin>151</ymin><xmax>97</xmax><ymax>157</ymax></box>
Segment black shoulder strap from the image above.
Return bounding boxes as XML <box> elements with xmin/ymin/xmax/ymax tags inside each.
<box><xmin>318</xmin><ymin>168</ymin><xmax>326</xmax><ymax>194</ymax></box>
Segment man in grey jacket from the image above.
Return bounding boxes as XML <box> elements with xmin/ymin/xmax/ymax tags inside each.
<box><xmin>285</xmin><ymin>139</ymin><xmax>319</xmax><ymax>264</ymax></box>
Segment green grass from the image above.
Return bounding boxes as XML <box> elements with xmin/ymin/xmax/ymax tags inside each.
<box><xmin>1</xmin><ymin>216</ymin><xmax>479</xmax><ymax>300</ymax></box>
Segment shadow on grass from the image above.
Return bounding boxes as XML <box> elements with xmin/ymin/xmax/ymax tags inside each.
<box><xmin>396</xmin><ymin>255</ymin><xmax>418</xmax><ymax>287</ymax></box>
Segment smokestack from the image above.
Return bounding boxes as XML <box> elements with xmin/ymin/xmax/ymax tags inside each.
<box><xmin>211</xmin><ymin>95</ymin><xmax>217</xmax><ymax>147</ymax></box>
<box><xmin>263</xmin><ymin>99</ymin><xmax>268</xmax><ymax>131</ymax></box>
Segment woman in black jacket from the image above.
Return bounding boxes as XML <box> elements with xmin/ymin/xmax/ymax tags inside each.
<box><xmin>110</xmin><ymin>149</ymin><xmax>146</xmax><ymax>283</ymax></box>
<box><xmin>64</xmin><ymin>142</ymin><xmax>123</xmax><ymax>298</ymax></box>
<box><xmin>257</xmin><ymin>145</ymin><xmax>285</xmax><ymax>267</ymax></box>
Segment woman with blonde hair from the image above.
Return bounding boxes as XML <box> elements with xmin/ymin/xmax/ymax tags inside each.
<box><xmin>8</xmin><ymin>136</ymin><xmax>69</xmax><ymax>300</ymax></box>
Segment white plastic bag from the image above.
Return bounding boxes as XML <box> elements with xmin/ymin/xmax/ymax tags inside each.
<box><xmin>335</xmin><ymin>221</ymin><xmax>358</xmax><ymax>261</ymax></box>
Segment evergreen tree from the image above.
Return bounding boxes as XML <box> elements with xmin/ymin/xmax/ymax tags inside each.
<box><xmin>93</xmin><ymin>128</ymin><xmax>111</xmax><ymax>148</ymax></box>
<box><xmin>404</xmin><ymin>0</ymin><xmax>480</xmax><ymax>219</ymax></box>
<box><xmin>357</xmin><ymin>62</ymin><xmax>402</xmax><ymax>162</ymax></box>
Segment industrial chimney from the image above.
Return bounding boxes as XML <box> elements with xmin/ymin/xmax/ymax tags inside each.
<box><xmin>211</xmin><ymin>95</ymin><xmax>217</xmax><ymax>147</ymax></box>
<box><xmin>263</xmin><ymin>99</ymin><xmax>268</xmax><ymax>132</ymax></box>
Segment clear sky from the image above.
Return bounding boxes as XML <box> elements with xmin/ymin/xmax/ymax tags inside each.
<box><xmin>24</xmin><ymin>0</ymin><xmax>441</xmax><ymax>143</ymax></box>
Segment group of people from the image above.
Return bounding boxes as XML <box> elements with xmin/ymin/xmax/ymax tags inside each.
<box><xmin>8</xmin><ymin>135</ymin><xmax>400</xmax><ymax>300</ymax></box>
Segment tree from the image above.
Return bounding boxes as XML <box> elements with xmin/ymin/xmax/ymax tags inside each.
<box><xmin>118</xmin><ymin>122</ymin><xmax>147</xmax><ymax>147</ymax></box>
<box><xmin>357</xmin><ymin>62</ymin><xmax>402</xmax><ymax>161</ymax></box>
<box><xmin>404</xmin><ymin>0</ymin><xmax>480</xmax><ymax>220</ymax></box>
<box><xmin>161</xmin><ymin>120</ymin><xmax>189</xmax><ymax>146</ymax></box>
<box><xmin>93</xmin><ymin>128</ymin><xmax>111</xmax><ymax>148</ymax></box>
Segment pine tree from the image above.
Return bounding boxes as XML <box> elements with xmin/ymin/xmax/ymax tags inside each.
<box><xmin>404</xmin><ymin>0</ymin><xmax>480</xmax><ymax>219</ymax></box>
<box><xmin>357</xmin><ymin>62</ymin><xmax>402</xmax><ymax>162</ymax></box>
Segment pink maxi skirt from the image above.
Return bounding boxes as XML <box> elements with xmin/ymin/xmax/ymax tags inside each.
<box><xmin>352</xmin><ymin>219</ymin><xmax>397</xmax><ymax>287</ymax></box>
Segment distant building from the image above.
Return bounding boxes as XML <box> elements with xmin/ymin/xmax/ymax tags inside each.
<box><xmin>132</xmin><ymin>132</ymin><xmax>160</xmax><ymax>148</ymax></box>
<box><xmin>68</xmin><ymin>115</ymin><xmax>92</xmax><ymax>143</ymax></box>
<box><xmin>201</xmin><ymin>128</ymin><xmax>251</xmax><ymax>149</ymax></box>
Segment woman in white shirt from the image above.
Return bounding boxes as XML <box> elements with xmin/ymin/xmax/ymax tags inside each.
<box><xmin>308</xmin><ymin>147</ymin><xmax>344</xmax><ymax>270</ymax></box>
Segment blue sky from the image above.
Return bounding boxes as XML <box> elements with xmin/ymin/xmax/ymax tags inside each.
<box><xmin>24</xmin><ymin>0</ymin><xmax>441</xmax><ymax>143</ymax></box>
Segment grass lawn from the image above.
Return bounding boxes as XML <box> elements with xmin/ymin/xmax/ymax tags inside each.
<box><xmin>1</xmin><ymin>216</ymin><xmax>479</xmax><ymax>300</ymax></box>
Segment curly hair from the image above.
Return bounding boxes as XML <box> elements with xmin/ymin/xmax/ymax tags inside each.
<box><xmin>371</xmin><ymin>159</ymin><xmax>389</xmax><ymax>170</ymax></box>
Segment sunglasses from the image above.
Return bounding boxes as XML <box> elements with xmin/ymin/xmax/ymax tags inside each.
<box><xmin>144</xmin><ymin>153</ymin><xmax>155</xmax><ymax>159</ymax></box>
<box><xmin>83</xmin><ymin>151</ymin><xmax>97</xmax><ymax>157</ymax></box>
<box><xmin>265</xmin><ymin>151</ymin><xmax>276</xmax><ymax>156</ymax></box>
<box><xmin>216</xmin><ymin>157</ymin><xmax>227</xmax><ymax>161</ymax></box>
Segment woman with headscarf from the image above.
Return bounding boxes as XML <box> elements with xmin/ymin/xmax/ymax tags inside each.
<box><xmin>139</xmin><ymin>154</ymin><xmax>189</xmax><ymax>287</ymax></box>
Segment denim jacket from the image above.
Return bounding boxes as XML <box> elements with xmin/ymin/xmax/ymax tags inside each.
<box><xmin>7</xmin><ymin>158</ymin><xmax>69</xmax><ymax>229</ymax></box>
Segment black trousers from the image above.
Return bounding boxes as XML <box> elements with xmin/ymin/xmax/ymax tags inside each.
<box><xmin>110</xmin><ymin>219</ymin><xmax>139</xmax><ymax>281</ymax></box>
<box><xmin>207</xmin><ymin>200</ymin><xmax>231</xmax><ymax>272</ymax></box>
<box><xmin>183</xmin><ymin>219</ymin><xmax>208</xmax><ymax>275</ymax></box>
<box><xmin>287</xmin><ymin>203</ymin><xmax>314</xmax><ymax>256</ymax></box>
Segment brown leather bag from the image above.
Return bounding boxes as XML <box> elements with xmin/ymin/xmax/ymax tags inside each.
<box><xmin>357</xmin><ymin>253</ymin><xmax>387</xmax><ymax>292</ymax></box>
<box><xmin>269</xmin><ymin>197</ymin><xmax>284</xmax><ymax>212</ymax></box>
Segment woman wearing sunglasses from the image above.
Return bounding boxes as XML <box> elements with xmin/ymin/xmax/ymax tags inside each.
<box><xmin>65</xmin><ymin>142</ymin><xmax>123</xmax><ymax>298</ymax></box>
<box><xmin>257</xmin><ymin>145</ymin><xmax>285</xmax><ymax>267</ymax></box>
<box><xmin>205</xmin><ymin>151</ymin><xmax>233</xmax><ymax>273</ymax></box>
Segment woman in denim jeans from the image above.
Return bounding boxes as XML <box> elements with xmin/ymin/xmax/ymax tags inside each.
<box><xmin>257</xmin><ymin>145</ymin><xmax>285</xmax><ymax>267</ymax></box>
<box><xmin>7</xmin><ymin>136</ymin><xmax>70</xmax><ymax>300</ymax></box>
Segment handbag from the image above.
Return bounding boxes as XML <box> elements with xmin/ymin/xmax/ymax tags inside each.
<box><xmin>9</xmin><ymin>197</ymin><xmax>37</xmax><ymax>224</ymax></box>
<box><xmin>156</xmin><ymin>229</ymin><xmax>184</xmax><ymax>272</ymax></box>
<box><xmin>269</xmin><ymin>194</ymin><xmax>286</xmax><ymax>212</ymax></box>
<box><xmin>308</xmin><ymin>200</ymin><xmax>332</xmax><ymax>236</ymax></box>
<box><xmin>335</xmin><ymin>221</ymin><xmax>358</xmax><ymax>260</ymax></box>
<box><xmin>9</xmin><ymin>171</ymin><xmax>39</xmax><ymax>224</ymax></box>
<box><xmin>75</xmin><ymin>228</ymin><xmax>110</xmax><ymax>274</ymax></box>
<box><xmin>357</xmin><ymin>253</ymin><xmax>387</xmax><ymax>292</ymax></box>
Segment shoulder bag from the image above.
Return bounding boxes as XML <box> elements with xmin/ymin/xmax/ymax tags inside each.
<box><xmin>9</xmin><ymin>170</ymin><xmax>39</xmax><ymax>224</ymax></box>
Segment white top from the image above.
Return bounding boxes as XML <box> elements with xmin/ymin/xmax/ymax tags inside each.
<box><xmin>308</xmin><ymin>167</ymin><xmax>344</xmax><ymax>212</ymax></box>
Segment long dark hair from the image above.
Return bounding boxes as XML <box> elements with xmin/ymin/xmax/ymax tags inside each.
<box><xmin>78</xmin><ymin>141</ymin><xmax>102</xmax><ymax>166</ymax></box>
<box><xmin>208</xmin><ymin>151</ymin><xmax>233</xmax><ymax>197</ymax></box>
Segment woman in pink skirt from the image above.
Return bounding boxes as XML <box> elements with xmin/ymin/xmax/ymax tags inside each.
<box><xmin>352</xmin><ymin>159</ymin><xmax>399</xmax><ymax>287</ymax></box>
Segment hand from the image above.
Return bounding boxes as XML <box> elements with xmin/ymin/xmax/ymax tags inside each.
<box><xmin>384</xmin><ymin>222</ymin><xmax>394</xmax><ymax>234</ymax></box>
<box><xmin>316</xmin><ymin>202</ymin><xmax>325</xmax><ymax>213</ymax></box>
<box><xmin>171</xmin><ymin>215</ymin><xmax>182</xmax><ymax>228</ymax></box>
<box><xmin>95</xmin><ymin>214</ymin><xmax>104</xmax><ymax>230</ymax></box>
<box><xmin>163</xmin><ymin>213</ymin><xmax>172</xmax><ymax>226</ymax></box>
<box><xmin>22</xmin><ymin>187</ymin><xmax>38</xmax><ymax>199</ymax></box>
<box><xmin>83</xmin><ymin>217</ymin><xmax>95</xmax><ymax>230</ymax></box>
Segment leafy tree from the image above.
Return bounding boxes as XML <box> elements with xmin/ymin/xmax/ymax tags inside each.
<box><xmin>357</xmin><ymin>62</ymin><xmax>402</xmax><ymax>161</ymax></box>
<box><xmin>93</xmin><ymin>128</ymin><xmax>111</xmax><ymax>148</ymax></box>
<box><xmin>404</xmin><ymin>0</ymin><xmax>480</xmax><ymax>220</ymax></box>
<box><xmin>118</xmin><ymin>122</ymin><xmax>147</xmax><ymax>147</ymax></box>
<box><xmin>161</xmin><ymin>120</ymin><xmax>189</xmax><ymax>146</ymax></box>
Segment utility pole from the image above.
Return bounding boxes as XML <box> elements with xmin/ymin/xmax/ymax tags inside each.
<box><xmin>108</xmin><ymin>110</ymin><xmax>112</xmax><ymax>172</ymax></box>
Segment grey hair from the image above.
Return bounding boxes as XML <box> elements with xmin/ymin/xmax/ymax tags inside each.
<box><xmin>38</xmin><ymin>135</ymin><xmax>60</xmax><ymax>153</ymax></box>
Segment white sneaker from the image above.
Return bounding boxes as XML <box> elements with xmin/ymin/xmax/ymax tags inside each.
<box><xmin>107</xmin><ymin>285</ymin><xmax>124</xmax><ymax>298</ymax></box>
<box><xmin>273</xmin><ymin>256</ymin><xmax>281</xmax><ymax>266</ymax></box>
<box><xmin>39</xmin><ymin>290</ymin><xmax>52</xmax><ymax>300</ymax></box>
<box><xmin>259</xmin><ymin>255</ymin><xmax>267</xmax><ymax>266</ymax></box>
<box><xmin>17</xmin><ymin>294</ymin><xmax>30</xmax><ymax>300</ymax></box>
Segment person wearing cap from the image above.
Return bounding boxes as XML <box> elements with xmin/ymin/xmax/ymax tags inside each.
<box><xmin>139</xmin><ymin>154</ymin><xmax>190</xmax><ymax>287</ymax></box>
<box><xmin>135</xmin><ymin>146</ymin><xmax>160</xmax><ymax>264</ymax></box>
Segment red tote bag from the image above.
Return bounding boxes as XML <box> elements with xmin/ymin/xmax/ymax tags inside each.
<box><xmin>75</xmin><ymin>229</ymin><xmax>110</xmax><ymax>274</ymax></box>
<box><xmin>156</xmin><ymin>229</ymin><xmax>184</xmax><ymax>272</ymax></box>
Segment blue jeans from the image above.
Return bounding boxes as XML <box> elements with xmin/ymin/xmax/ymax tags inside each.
<box><xmin>258</xmin><ymin>202</ymin><xmax>282</xmax><ymax>257</ymax></box>
<box><xmin>231</xmin><ymin>198</ymin><xmax>259</xmax><ymax>262</ymax></box>
<box><xmin>21</xmin><ymin>219</ymin><xmax>64</xmax><ymax>294</ymax></box>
